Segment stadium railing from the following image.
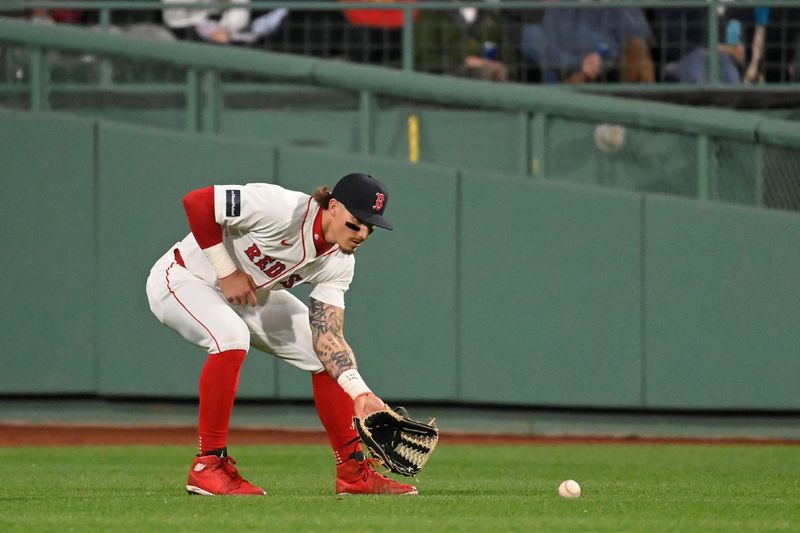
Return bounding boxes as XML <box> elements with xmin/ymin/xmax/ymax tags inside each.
<box><xmin>1</xmin><ymin>14</ymin><xmax>799</xmax><ymax>211</ymax></box>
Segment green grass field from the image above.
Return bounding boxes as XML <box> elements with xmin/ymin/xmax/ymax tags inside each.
<box><xmin>1</xmin><ymin>443</ymin><xmax>798</xmax><ymax>532</ymax></box>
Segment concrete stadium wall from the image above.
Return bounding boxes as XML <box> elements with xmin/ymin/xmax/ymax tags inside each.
<box><xmin>2</xmin><ymin>108</ymin><xmax>799</xmax><ymax>410</ymax></box>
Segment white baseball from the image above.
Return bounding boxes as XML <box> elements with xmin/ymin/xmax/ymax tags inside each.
<box><xmin>558</xmin><ymin>479</ymin><xmax>581</xmax><ymax>498</ymax></box>
<box><xmin>593</xmin><ymin>123</ymin><xmax>626</xmax><ymax>154</ymax></box>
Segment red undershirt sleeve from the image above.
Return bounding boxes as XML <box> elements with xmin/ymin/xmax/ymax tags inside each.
<box><xmin>183</xmin><ymin>186</ymin><xmax>223</xmax><ymax>249</ymax></box>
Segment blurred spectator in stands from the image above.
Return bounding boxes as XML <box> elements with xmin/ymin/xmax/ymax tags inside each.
<box><xmin>758</xmin><ymin>6</ymin><xmax>800</xmax><ymax>83</ymax></box>
<box><xmin>744</xmin><ymin>7</ymin><xmax>770</xmax><ymax>84</ymax></box>
<box><xmin>415</xmin><ymin>1</ymin><xmax>509</xmax><ymax>81</ymax></box>
<box><xmin>162</xmin><ymin>0</ymin><xmax>287</xmax><ymax>45</ymax></box>
<box><xmin>654</xmin><ymin>6</ymin><xmax>769</xmax><ymax>84</ymax></box>
<box><xmin>341</xmin><ymin>0</ymin><xmax>418</xmax><ymax>66</ymax></box>
<box><xmin>526</xmin><ymin>2</ymin><xmax>655</xmax><ymax>84</ymax></box>
<box><xmin>9</xmin><ymin>7</ymin><xmax>86</xmax><ymax>82</ymax></box>
<box><xmin>28</xmin><ymin>5</ymin><xmax>85</xmax><ymax>25</ymax></box>
<box><xmin>791</xmin><ymin>34</ymin><xmax>800</xmax><ymax>82</ymax></box>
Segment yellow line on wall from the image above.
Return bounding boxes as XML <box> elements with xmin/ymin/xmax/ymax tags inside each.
<box><xmin>408</xmin><ymin>114</ymin><xmax>419</xmax><ymax>164</ymax></box>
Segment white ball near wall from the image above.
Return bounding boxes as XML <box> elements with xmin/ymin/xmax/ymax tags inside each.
<box><xmin>593</xmin><ymin>123</ymin><xmax>627</xmax><ymax>154</ymax></box>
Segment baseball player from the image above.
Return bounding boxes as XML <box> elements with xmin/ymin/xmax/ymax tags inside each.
<box><xmin>145</xmin><ymin>172</ymin><xmax>417</xmax><ymax>496</ymax></box>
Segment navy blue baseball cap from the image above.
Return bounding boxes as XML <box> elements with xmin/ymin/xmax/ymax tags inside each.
<box><xmin>331</xmin><ymin>173</ymin><xmax>393</xmax><ymax>230</ymax></box>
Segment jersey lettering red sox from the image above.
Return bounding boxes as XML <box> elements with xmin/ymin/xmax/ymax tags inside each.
<box><xmin>174</xmin><ymin>183</ymin><xmax>354</xmax><ymax>309</ymax></box>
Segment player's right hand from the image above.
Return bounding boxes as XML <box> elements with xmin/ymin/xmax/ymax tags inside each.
<box><xmin>219</xmin><ymin>269</ymin><xmax>258</xmax><ymax>306</ymax></box>
<box><xmin>354</xmin><ymin>392</ymin><xmax>387</xmax><ymax>419</ymax></box>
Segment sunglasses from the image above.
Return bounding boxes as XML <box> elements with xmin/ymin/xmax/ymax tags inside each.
<box><xmin>344</xmin><ymin>219</ymin><xmax>375</xmax><ymax>235</ymax></box>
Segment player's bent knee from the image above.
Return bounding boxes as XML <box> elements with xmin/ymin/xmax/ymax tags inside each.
<box><xmin>210</xmin><ymin>320</ymin><xmax>251</xmax><ymax>354</ymax></box>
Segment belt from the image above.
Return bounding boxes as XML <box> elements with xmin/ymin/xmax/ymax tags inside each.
<box><xmin>173</xmin><ymin>248</ymin><xmax>185</xmax><ymax>267</ymax></box>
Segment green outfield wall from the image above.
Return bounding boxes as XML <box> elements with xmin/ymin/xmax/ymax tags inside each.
<box><xmin>0</xmin><ymin>111</ymin><xmax>96</xmax><ymax>394</ymax></box>
<box><xmin>2</xmin><ymin>109</ymin><xmax>798</xmax><ymax>410</ymax></box>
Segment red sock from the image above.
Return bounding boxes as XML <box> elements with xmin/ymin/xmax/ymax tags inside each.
<box><xmin>312</xmin><ymin>371</ymin><xmax>361</xmax><ymax>464</ymax></box>
<box><xmin>197</xmin><ymin>349</ymin><xmax>247</xmax><ymax>455</ymax></box>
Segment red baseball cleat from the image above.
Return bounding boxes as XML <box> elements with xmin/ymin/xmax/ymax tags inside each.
<box><xmin>335</xmin><ymin>458</ymin><xmax>418</xmax><ymax>495</ymax></box>
<box><xmin>186</xmin><ymin>454</ymin><xmax>266</xmax><ymax>496</ymax></box>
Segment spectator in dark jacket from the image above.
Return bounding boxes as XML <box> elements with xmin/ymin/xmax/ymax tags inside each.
<box><xmin>538</xmin><ymin>3</ymin><xmax>655</xmax><ymax>83</ymax></box>
<box><xmin>415</xmin><ymin>3</ymin><xmax>509</xmax><ymax>81</ymax></box>
<box><xmin>653</xmin><ymin>6</ymin><xmax>769</xmax><ymax>84</ymax></box>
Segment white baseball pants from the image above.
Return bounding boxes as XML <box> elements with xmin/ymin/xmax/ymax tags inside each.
<box><xmin>145</xmin><ymin>248</ymin><xmax>324</xmax><ymax>373</ymax></box>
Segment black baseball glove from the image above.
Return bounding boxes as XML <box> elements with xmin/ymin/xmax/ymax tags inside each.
<box><xmin>353</xmin><ymin>406</ymin><xmax>439</xmax><ymax>477</ymax></box>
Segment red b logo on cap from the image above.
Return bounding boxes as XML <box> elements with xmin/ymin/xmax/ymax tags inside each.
<box><xmin>372</xmin><ymin>192</ymin><xmax>385</xmax><ymax>211</ymax></box>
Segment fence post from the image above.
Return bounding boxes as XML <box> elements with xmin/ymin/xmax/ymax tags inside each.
<box><xmin>402</xmin><ymin>5</ymin><xmax>414</xmax><ymax>71</ymax></box>
<box><xmin>185</xmin><ymin>68</ymin><xmax>201</xmax><ymax>133</ymax></box>
<box><xmin>697</xmin><ymin>134</ymin><xmax>710</xmax><ymax>200</ymax></box>
<box><xmin>707</xmin><ymin>1</ymin><xmax>720</xmax><ymax>84</ymax></box>
<box><xmin>29</xmin><ymin>48</ymin><xmax>48</xmax><ymax>111</ymax></box>
<box><xmin>202</xmin><ymin>70</ymin><xmax>221</xmax><ymax>135</ymax></box>
<box><xmin>754</xmin><ymin>143</ymin><xmax>765</xmax><ymax>207</ymax></box>
<box><xmin>99</xmin><ymin>7</ymin><xmax>112</xmax><ymax>87</ymax></box>
<box><xmin>518</xmin><ymin>111</ymin><xmax>530</xmax><ymax>177</ymax></box>
<box><xmin>359</xmin><ymin>90</ymin><xmax>374</xmax><ymax>155</ymax></box>
<box><xmin>531</xmin><ymin>112</ymin><xmax>547</xmax><ymax>177</ymax></box>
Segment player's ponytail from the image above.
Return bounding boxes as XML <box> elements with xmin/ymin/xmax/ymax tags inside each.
<box><xmin>312</xmin><ymin>186</ymin><xmax>332</xmax><ymax>209</ymax></box>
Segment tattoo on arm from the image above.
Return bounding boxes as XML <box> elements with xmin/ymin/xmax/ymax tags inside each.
<box><xmin>309</xmin><ymin>297</ymin><xmax>356</xmax><ymax>379</ymax></box>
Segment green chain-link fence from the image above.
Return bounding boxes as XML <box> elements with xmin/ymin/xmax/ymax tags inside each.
<box><xmin>2</xmin><ymin>1</ymin><xmax>800</xmax><ymax>84</ymax></box>
<box><xmin>1</xmin><ymin>12</ymin><xmax>799</xmax><ymax>213</ymax></box>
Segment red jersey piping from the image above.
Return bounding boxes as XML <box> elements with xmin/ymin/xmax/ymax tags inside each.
<box><xmin>254</xmin><ymin>196</ymin><xmax>314</xmax><ymax>289</ymax></box>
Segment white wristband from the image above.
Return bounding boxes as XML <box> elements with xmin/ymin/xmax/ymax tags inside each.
<box><xmin>203</xmin><ymin>242</ymin><xmax>238</xmax><ymax>279</ymax></box>
<box><xmin>337</xmin><ymin>369</ymin><xmax>371</xmax><ymax>400</ymax></box>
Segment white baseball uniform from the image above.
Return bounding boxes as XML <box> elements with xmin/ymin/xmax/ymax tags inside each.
<box><xmin>145</xmin><ymin>183</ymin><xmax>355</xmax><ymax>372</ymax></box>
